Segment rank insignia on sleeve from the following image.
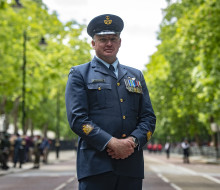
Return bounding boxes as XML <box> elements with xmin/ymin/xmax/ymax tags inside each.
<box><xmin>124</xmin><ymin>78</ymin><xmax>143</xmax><ymax>94</ymax></box>
<box><xmin>82</xmin><ymin>124</ymin><xmax>94</xmax><ymax>135</ymax></box>
<box><xmin>147</xmin><ymin>131</ymin><xmax>152</xmax><ymax>141</ymax></box>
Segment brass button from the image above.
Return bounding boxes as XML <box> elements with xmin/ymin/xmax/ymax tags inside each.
<box><xmin>117</xmin><ymin>82</ymin><xmax>120</xmax><ymax>86</ymax></box>
<box><xmin>98</xmin><ymin>87</ymin><xmax>101</xmax><ymax>90</ymax></box>
<box><xmin>120</xmin><ymin>98</ymin><xmax>123</xmax><ymax>102</ymax></box>
<box><xmin>123</xmin><ymin>115</ymin><xmax>126</xmax><ymax>119</ymax></box>
<box><xmin>122</xmin><ymin>134</ymin><xmax>126</xmax><ymax>138</ymax></box>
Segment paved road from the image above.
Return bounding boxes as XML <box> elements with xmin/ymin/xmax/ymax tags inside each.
<box><xmin>0</xmin><ymin>151</ymin><xmax>220</xmax><ymax>190</ymax></box>
<box><xmin>143</xmin><ymin>152</ymin><xmax>220</xmax><ymax>190</ymax></box>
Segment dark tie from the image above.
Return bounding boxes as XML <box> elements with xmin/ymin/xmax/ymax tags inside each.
<box><xmin>109</xmin><ymin>65</ymin><xmax>115</xmax><ymax>72</ymax></box>
<box><xmin>109</xmin><ymin>65</ymin><xmax>117</xmax><ymax>78</ymax></box>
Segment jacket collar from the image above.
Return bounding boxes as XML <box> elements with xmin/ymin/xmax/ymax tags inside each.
<box><xmin>91</xmin><ymin>57</ymin><xmax>127</xmax><ymax>81</ymax></box>
<box><xmin>117</xmin><ymin>64</ymin><xmax>127</xmax><ymax>81</ymax></box>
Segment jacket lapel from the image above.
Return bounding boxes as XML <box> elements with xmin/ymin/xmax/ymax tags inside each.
<box><xmin>91</xmin><ymin>57</ymin><xmax>117</xmax><ymax>78</ymax></box>
<box><xmin>117</xmin><ymin>63</ymin><xmax>127</xmax><ymax>81</ymax></box>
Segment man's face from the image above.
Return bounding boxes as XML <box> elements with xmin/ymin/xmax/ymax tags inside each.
<box><xmin>92</xmin><ymin>34</ymin><xmax>121</xmax><ymax>63</ymax></box>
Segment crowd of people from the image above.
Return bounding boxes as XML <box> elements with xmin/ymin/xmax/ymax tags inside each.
<box><xmin>146</xmin><ymin>140</ymin><xmax>191</xmax><ymax>163</ymax></box>
<box><xmin>147</xmin><ymin>143</ymin><xmax>163</xmax><ymax>153</ymax></box>
<box><xmin>0</xmin><ymin>132</ymin><xmax>51</xmax><ymax>170</ymax></box>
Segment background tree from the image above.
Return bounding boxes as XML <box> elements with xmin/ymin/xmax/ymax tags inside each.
<box><xmin>0</xmin><ymin>0</ymin><xmax>92</xmax><ymax>139</ymax></box>
<box><xmin>145</xmin><ymin>0</ymin><xmax>220</xmax><ymax>145</ymax></box>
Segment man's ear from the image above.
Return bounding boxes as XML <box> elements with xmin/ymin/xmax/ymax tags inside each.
<box><xmin>91</xmin><ymin>40</ymin><xmax>95</xmax><ymax>49</ymax></box>
<box><xmin>119</xmin><ymin>38</ymin><xmax>121</xmax><ymax>47</ymax></box>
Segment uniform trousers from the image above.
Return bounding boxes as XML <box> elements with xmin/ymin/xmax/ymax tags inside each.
<box><xmin>79</xmin><ymin>171</ymin><xmax>142</xmax><ymax>190</ymax></box>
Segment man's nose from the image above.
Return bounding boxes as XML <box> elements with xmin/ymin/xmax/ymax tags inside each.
<box><xmin>106</xmin><ymin>39</ymin><xmax>113</xmax><ymax>45</ymax></box>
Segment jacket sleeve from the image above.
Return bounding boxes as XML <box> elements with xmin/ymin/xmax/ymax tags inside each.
<box><xmin>130</xmin><ymin>71</ymin><xmax>156</xmax><ymax>149</ymax></box>
<box><xmin>65</xmin><ymin>67</ymin><xmax>112</xmax><ymax>151</ymax></box>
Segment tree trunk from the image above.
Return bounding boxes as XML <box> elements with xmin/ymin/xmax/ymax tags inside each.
<box><xmin>11</xmin><ymin>97</ymin><xmax>20</xmax><ymax>134</ymax></box>
<box><xmin>30</xmin><ymin>119</ymin><xmax>34</xmax><ymax>137</ymax></box>
<box><xmin>43</xmin><ymin>123</ymin><xmax>48</xmax><ymax>138</ymax></box>
<box><xmin>0</xmin><ymin>96</ymin><xmax>7</xmax><ymax>114</ymax></box>
<box><xmin>3</xmin><ymin>114</ymin><xmax>10</xmax><ymax>132</ymax></box>
<box><xmin>23</xmin><ymin>116</ymin><xmax>31</xmax><ymax>135</ymax></box>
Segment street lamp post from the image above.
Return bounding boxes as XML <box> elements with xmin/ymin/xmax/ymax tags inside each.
<box><xmin>22</xmin><ymin>30</ymin><xmax>27</xmax><ymax>133</ymax></box>
<box><xmin>21</xmin><ymin>30</ymin><xmax>47</xmax><ymax>134</ymax></box>
<box><xmin>55</xmin><ymin>89</ymin><xmax>60</xmax><ymax>159</ymax></box>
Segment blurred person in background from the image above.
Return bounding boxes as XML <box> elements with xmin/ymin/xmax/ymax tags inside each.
<box><xmin>33</xmin><ymin>135</ymin><xmax>42</xmax><ymax>169</ymax></box>
<box><xmin>40</xmin><ymin>137</ymin><xmax>50</xmax><ymax>164</ymax></box>
<box><xmin>0</xmin><ymin>133</ymin><xmax>10</xmax><ymax>170</ymax></box>
<box><xmin>13</xmin><ymin>133</ymin><xmax>26</xmax><ymax>168</ymax></box>
<box><xmin>147</xmin><ymin>142</ymin><xmax>153</xmax><ymax>153</ymax></box>
<box><xmin>55</xmin><ymin>139</ymin><xmax>60</xmax><ymax>159</ymax></box>
<box><xmin>0</xmin><ymin>133</ymin><xmax>2</xmax><ymax>168</ymax></box>
<box><xmin>181</xmin><ymin>139</ymin><xmax>190</xmax><ymax>163</ymax></box>
<box><xmin>157</xmin><ymin>143</ymin><xmax>162</xmax><ymax>153</ymax></box>
<box><xmin>8</xmin><ymin>134</ymin><xmax>16</xmax><ymax>162</ymax></box>
<box><xmin>152</xmin><ymin>143</ymin><xmax>158</xmax><ymax>153</ymax></box>
<box><xmin>24</xmin><ymin>136</ymin><xmax>34</xmax><ymax>162</ymax></box>
<box><xmin>164</xmin><ymin>142</ymin><xmax>171</xmax><ymax>159</ymax></box>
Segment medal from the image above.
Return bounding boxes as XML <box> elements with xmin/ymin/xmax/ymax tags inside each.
<box><xmin>124</xmin><ymin>77</ymin><xmax>143</xmax><ymax>94</ymax></box>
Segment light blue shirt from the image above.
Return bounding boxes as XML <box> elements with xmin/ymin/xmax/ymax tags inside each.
<box><xmin>95</xmin><ymin>56</ymin><xmax>118</xmax><ymax>78</ymax></box>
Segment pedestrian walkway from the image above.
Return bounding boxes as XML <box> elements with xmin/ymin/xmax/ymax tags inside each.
<box><xmin>144</xmin><ymin>151</ymin><xmax>220</xmax><ymax>165</ymax></box>
<box><xmin>0</xmin><ymin>150</ymin><xmax>76</xmax><ymax>176</ymax></box>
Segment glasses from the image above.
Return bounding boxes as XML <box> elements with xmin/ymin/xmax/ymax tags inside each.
<box><xmin>96</xmin><ymin>36</ymin><xmax>120</xmax><ymax>43</ymax></box>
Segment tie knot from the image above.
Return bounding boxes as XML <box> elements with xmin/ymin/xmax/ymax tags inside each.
<box><xmin>109</xmin><ymin>65</ymin><xmax>115</xmax><ymax>72</ymax></box>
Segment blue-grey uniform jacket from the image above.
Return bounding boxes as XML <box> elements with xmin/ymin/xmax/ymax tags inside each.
<box><xmin>65</xmin><ymin>57</ymin><xmax>156</xmax><ymax>180</ymax></box>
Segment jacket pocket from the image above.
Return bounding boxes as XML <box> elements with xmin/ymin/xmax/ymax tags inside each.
<box><xmin>87</xmin><ymin>83</ymin><xmax>113</xmax><ymax>109</ymax></box>
<box><xmin>127</xmin><ymin>92</ymin><xmax>141</xmax><ymax>113</ymax></box>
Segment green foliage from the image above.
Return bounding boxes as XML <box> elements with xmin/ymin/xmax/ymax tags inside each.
<box><xmin>145</xmin><ymin>0</ymin><xmax>220</xmax><ymax>144</ymax></box>
<box><xmin>0</xmin><ymin>0</ymin><xmax>92</xmax><ymax>139</ymax></box>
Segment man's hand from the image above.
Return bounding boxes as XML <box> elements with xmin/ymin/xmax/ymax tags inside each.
<box><xmin>106</xmin><ymin>137</ymin><xmax>135</xmax><ymax>159</ymax></box>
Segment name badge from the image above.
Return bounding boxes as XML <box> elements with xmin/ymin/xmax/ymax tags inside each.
<box><xmin>91</xmin><ymin>79</ymin><xmax>105</xmax><ymax>83</ymax></box>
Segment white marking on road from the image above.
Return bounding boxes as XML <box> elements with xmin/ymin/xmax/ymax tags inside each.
<box><xmin>202</xmin><ymin>174</ymin><xmax>220</xmax><ymax>184</ymax></box>
<box><xmin>54</xmin><ymin>183</ymin><xmax>66</xmax><ymax>190</ymax></box>
<box><xmin>67</xmin><ymin>177</ymin><xmax>75</xmax><ymax>183</ymax></box>
<box><xmin>10</xmin><ymin>171</ymin><xmax>74</xmax><ymax>177</ymax></box>
<box><xmin>146</xmin><ymin>155</ymin><xmax>220</xmax><ymax>185</ymax></box>
<box><xmin>157</xmin><ymin>173</ymin><xmax>182</xmax><ymax>190</ymax></box>
<box><xmin>170</xmin><ymin>183</ymin><xmax>182</xmax><ymax>190</ymax></box>
<box><xmin>53</xmin><ymin>176</ymin><xmax>76</xmax><ymax>190</ymax></box>
<box><xmin>149</xmin><ymin>164</ymin><xmax>197</xmax><ymax>176</ymax></box>
<box><xmin>157</xmin><ymin>173</ymin><xmax>170</xmax><ymax>183</ymax></box>
<box><xmin>167</xmin><ymin>164</ymin><xmax>197</xmax><ymax>176</ymax></box>
<box><xmin>146</xmin><ymin>156</ymin><xmax>197</xmax><ymax>175</ymax></box>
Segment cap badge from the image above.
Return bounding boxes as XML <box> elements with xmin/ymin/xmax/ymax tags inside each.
<box><xmin>82</xmin><ymin>124</ymin><xmax>94</xmax><ymax>135</ymax></box>
<box><xmin>104</xmin><ymin>16</ymin><xmax>112</xmax><ymax>25</ymax></box>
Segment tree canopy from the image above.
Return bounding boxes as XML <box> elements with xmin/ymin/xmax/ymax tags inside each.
<box><xmin>145</xmin><ymin>0</ymin><xmax>220</xmax><ymax>144</ymax></box>
<box><xmin>0</xmin><ymin>0</ymin><xmax>92</xmax><ymax>139</ymax></box>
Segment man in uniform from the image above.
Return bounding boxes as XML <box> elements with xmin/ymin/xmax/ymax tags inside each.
<box><xmin>65</xmin><ymin>14</ymin><xmax>156</xmax><ymax>190</ymax></box>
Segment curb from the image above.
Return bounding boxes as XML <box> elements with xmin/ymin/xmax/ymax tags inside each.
<box><xmin>0</xmin><ymin>150</ymin><xmax>76</xmax><ymax>176</ymax></box>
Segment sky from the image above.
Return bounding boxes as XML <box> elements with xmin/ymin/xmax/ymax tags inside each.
<box><xmin>42</xmin><ymin>0</ymin><xmax>167</xmax><ymax>71</ymax></box>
